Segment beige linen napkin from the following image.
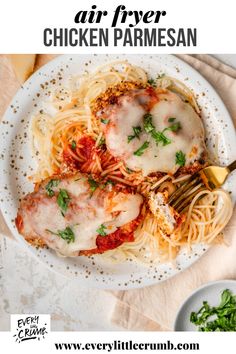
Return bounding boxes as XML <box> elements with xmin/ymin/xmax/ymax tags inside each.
<box><xmin>0</xmin><ymin>54</ymin><xmax>57</xmax><ymax>238</ymax></box>
<box><xmin>0</xmin><ymin>54</ymin><xmax>236</xmax><ymax>330</ymax></box>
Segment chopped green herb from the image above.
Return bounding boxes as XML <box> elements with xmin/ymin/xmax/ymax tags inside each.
<box><xmin>58</xmin><ymin>227</ymin><xmax>75</xmax><ymax>243</ymax></box>
<box><xmin>134</xmin><ymin>141</ymin><xmax>149</xmax><ymax>156</ymax></box>
<box><xmin>147</xmin><ymin>78</ymin><xmax>156</xmax><ymax>87</ymax></box>
<box><xmin>101</xmin><ymin>118</ymin><xmax>110</xmax><ymax>124</ymax></box>
<box><xmin>190</xmin><ymin>289</ymin><xmax>236</xmax><ymax>331</ymax></box>
<box><xmin>151</xmin><ymin>130</ymin><xmax>171</xmax><ymax>146</ymax></box>
<box><xmin>133</xmin><ymin>126</ymin><xmax>142</xmax><ymax>138</ymax></box>
<box><xmin>143</xmin><ymin>113</ymin><xmax>172</xmax><ymax>146</ymax></box>
<box><xmin>175</xmin><ymin>151</ymin><xmax>186</xmax><ymax>166</ymax></box>
<box><xmin>169</xmin><ymin>122</ymin><xmax>182</xmax><ymax>132</ymax></box>
<box><xmin>96</xmin><ymin>224</ymin><xmax>107</xmax><ymax>236</ymax></box>
<box><xmin>127</xmin><ymin>126</ymin><xmax>142</xmax><ymax>143</ymax></box>
<box><xmin>45</xmin><ymin>179</ymin><xmax>60</xmax><ymax>197</ymax></box>
<box><xmin>71</xmin><ymin>140</ymin><xmax>76</xmax><ymax>150</ymax></box>
<box><xmin>164</xmin><ymin>121</ymin><xmax>182</xmax><ymax>133</ymax></box>
<box><xmin>143</xmin><ymin>113</ymin><xmax>155</xmax><ymax>133</ymax></box>
<box><xmin>57</xmin><ymin>189</ymin><xmax>70</xmax><ymax>214</ymax></box>
<box><xmin>88</xmin><ymin>176</ymin><xmax>99</xmax><ymax>192</ymax></box>
<box><xmin>46</xmin><ymin>227</ymin><xmax>75</xmax><ymax>244</ymax></box>
<box><xmin>168</xmin><ymin>117</ymin><xmax>176</xmax><ymax>123</ymax></box>
<box><xmin>127</xmin><ymin>135</ymin><xmax>135</xmax><ymax>143</ymax></box>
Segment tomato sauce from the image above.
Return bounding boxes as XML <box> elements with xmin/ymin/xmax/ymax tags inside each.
<box><xmin>77</xmin><ymin>136</ymin><xmax>95</xmax><ymax>160</ymax></box>
<box><xmin>62</xmin><ymin>136</ymin><xmax>96</xmax><ymax>173</ymax></box>
<box><xmin>79</xmin><ymin>215</ymin><xmax>142</xmax><ymax>256</ymax></box>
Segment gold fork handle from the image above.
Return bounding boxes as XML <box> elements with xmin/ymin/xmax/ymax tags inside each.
<box><xmin>227</xmin><ymin>160</ymin><xmax>236</xmax><ymax>173</ymax></box>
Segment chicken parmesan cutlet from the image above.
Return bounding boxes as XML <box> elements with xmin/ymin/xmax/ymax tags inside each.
<box><xmin>92</xmin><ymin>82</ymin><xmax>207</xmax><ymax>177</ymax></box>
<box><xmin>24</xmin><ymin>61</ymin><xmax>232</xmax><ymax>264</ymax></box>
<box><xmin>15</xmin><ymin>173</ymin><xmax>143</xmax><ymax>257</ymax></box>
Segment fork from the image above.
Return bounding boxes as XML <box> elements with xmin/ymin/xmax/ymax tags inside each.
<box><xmin>168</xmin><ymin>160</ymin><xmax>236</xmax><ymax>213</ymax></box>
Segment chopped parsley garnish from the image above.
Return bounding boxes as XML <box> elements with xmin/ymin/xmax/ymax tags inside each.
<box><xmin>175</xmin><ymin>150</ymin><xmax>186</xmax><ymax>166</ymax></box>
<box><xmin>96</xmin><ymin>224</ymin><xmax>107</xmax><ymax>236</ymax></box>
<box><xmin>133</xmin><ymin>126</ymin><xmax>142</xmax><ymax>138</ymax></box>
<box><xmin>164</xmin><ymin>121</ymin><xmax>182</xmax><ymax>133</ymax></box>
<box><xmin>168</xmin><ymin>117</ymin><xmax>176</xmax><ymax>123</ymax></box>
<box><xmin>147</xmin><ymin>78</ymin><xmax>156</xmax><ymax>87</ymax></box>
<box><xmin>58</xmin><ymin>227</ymin><xmax>75</xmax><ymax>243</ymax></box>
<box><xmin>101</xmin><ymin>118</ymin><xmax>110</xmax><ymax>124</ymax></box>
<box><xmin>170</xmin><ymin>122</ymin><xmax>181</xmax><ymax>132</ymax></box>
<box><xmin>57</xmin><ymin>189</ymin><xmax>70</xmax><ymax>215</ymax></box>
<box><xmin>143</xmin><ymin>113</ymin><xmax>155</xmax><ymax>133</ymax></box>
<box><xmin>71</xmin><ymin>140</ymin><xmax>76</xmax><ymax>150</ymax></box>
<box><xmin>127</xmin><ymin>126</ymin><xmax>142</xmax><ymax>143</ymax></box>
<box><xmin>88</xmin><ymin>176</ymin><xmax>99</xmax><ymax>192</ymax></box>
<box><xmin>45</xmin><ymin>179</ymin><xmax>60</xmax><ymax>197</ymax></box>
<box><xmin>190</xmin><ymin>289</ymin><xmax>236</xmax><ymax>331</ymax></box>
<box><xmin>143</xmin><ymin>113</ymin><xmax>171</xmax><ymax>146</ymax></box>
<box><xmin>46</xmin><ymin>226</ymin><xmax>75</xmax><ymax>244</ymax></box>
<box><xmin>151</xmin><ymin>130</ymin><xmax>171</xmax><ymax>146</ymax></box>
<box><xmin>127</xmin><ymin>135</ymin><xmax>135</xmax><ymax>143</ymax></box>
<box><xmin>134</xmin><ymin>141</ymin><xmax>149</xmax><ymax>156</ymax></box>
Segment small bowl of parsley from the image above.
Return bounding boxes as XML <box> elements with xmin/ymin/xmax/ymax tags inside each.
<box><xmin>174</xmin><ymin>280</ymin><xmax>236</xmax><ymax>331</ymax></box>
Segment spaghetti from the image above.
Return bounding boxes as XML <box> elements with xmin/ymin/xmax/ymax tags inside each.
<box><xmin>30</xmin><ymin>61</ymin><xmax>233</xmax><ymax>263</ymax></box>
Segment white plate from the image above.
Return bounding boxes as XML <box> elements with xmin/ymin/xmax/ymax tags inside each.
<box><xmin>0</xmin><ymin>54</ymin><xmax>236</xmax><ymax>290</ymax></box>
<box><xmin>174</xmin><ymin>280</ymin><xmax>236</xmax><ymax>331</ymax></box>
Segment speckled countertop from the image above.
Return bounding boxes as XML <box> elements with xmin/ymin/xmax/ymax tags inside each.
<box><xmin>0</xmin><ymin>236</ymin><xmax>120</xmax><ymax>331</ymax></box>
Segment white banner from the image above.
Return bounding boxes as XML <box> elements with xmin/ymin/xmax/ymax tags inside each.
<box><xmin>1</xmin><ymin>328</ymin><xmax>236</xmax><ymax>353</ymax></box>
<box><xmin>0</xmin><ymin>0</ymin><xmax>235</xmax><ymax>53</ymax></box>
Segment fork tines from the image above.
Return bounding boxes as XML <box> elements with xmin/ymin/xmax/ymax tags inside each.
<box><xmin>169</xmin><ymin>174</ymin><xmax>204</xmax><ymax>212</ymax></box>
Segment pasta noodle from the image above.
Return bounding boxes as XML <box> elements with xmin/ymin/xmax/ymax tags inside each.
<box><xmin>30</xmin><ymin>61</ymin><xmax>233</xmax><ymax>263</ymax></box>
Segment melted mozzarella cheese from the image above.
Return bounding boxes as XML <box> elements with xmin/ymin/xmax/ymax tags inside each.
<box><xmin>107</xmin><ymin>193</ymin><xmax>143</xmax><ymax>228</ymax></box>
<box><xmin>104</xmin><ymin>89</ymin><xmax>205</xmax><ymax>176</ymax></box>
<box><xmin>105</xmin><ymin>95</ymin><xmax>146</xmax><ymax>160</ymax></box>
<box><xmin>20</xmin><ymin>175</ymin><xmax>143</xmax><ymax>257</ymax></box>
